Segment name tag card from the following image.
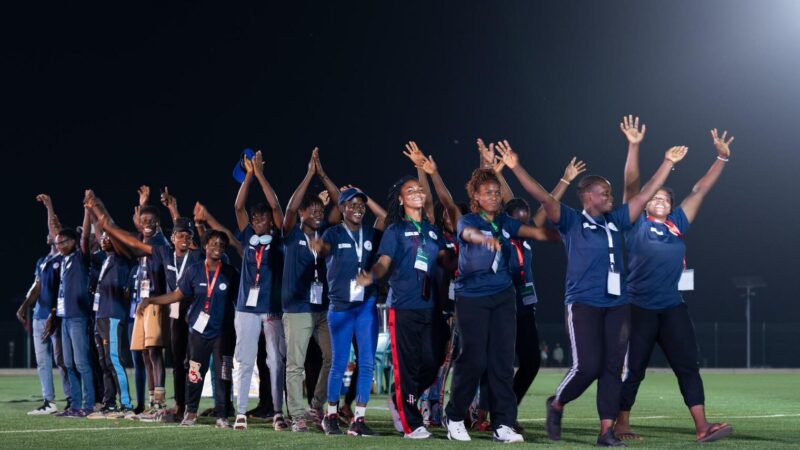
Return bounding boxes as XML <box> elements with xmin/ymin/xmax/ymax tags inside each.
<box><xmin>192</xmin><ymin>311</ymin><xmax>210</xmax><ymax>333</ymax></box>
<box><xmin>93</xmin><ymin>293</ymin><xmax>100</xmax><ymax>312</ymax></box>
<box><xmin>57</xmin><ymin>297</ymin><xmax>65</xmax><ymax>316</ymax></box>
<box><xmin>678</xmin><ymin>269</ymin><xmax>695</xmax><ymax>291</ymax></box>
<box><xmin>349</xmin><ymin>279</ymin><xmax>364</xmax><ymax>302</ymax></box>
<box><xmin>520</xmin><ymin>282</ymin><xmax>538</xmax><ymax>306</ymax></box>
<box><xmin>607</xmin><ymin>270</ymin><xmax>621</xmax><ymax>296</ymax></box>
<box><xmin>310</xmin><ymin>282</ymin><xmax>323</xmax><ymax>305</ymax></box>
<box><xmin>448</xmin><ymin>282</ymin><xmax>455</xmax><ymax>300</ymax></box>
<box><xmin>246</xmin><ymin>287</ymin><xmax>260</xmax><ymax>307</ymax></box>
<box><xmin>414</xmin><ymin>247</ymin><xmax>429</xmax><ymax>272</ymax></box>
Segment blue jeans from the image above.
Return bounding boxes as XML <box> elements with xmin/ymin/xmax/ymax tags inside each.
<box><xmin>127</xmin><ymin>321</ymin><xmax>146</xmax><ymax>408</ymax></box>
<box><xmin>61</xmin><ymin>317</ymin><xmax>95</xmax><ymax>410</ymax></box>
<box><xmin>32</xmin><ymin>319</ymin><xmax>59</xmax><ymax>401</ymax></box>
<box><xmin>326</xmin><ymin>296</ymin><xmax>378</xmax><ymax>405</ymax></box>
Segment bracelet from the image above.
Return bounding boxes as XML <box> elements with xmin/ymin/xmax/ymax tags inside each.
<box><xmin>559</xmin><ymin>178</ymin><xmax>570</xmax><ymax>185</ymax></box>
<box><xmin>717</xmin><ymin>155</ymin><xmax>729</xmax><ymax>162</ymax></box>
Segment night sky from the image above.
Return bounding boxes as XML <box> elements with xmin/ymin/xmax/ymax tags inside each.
<box><xmin>3</xmin><ymin>1</ymin><xmax>799</xmax><ymax>365</ymax></box>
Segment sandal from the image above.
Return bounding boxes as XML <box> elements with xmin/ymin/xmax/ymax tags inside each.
<box><xmin>273</xmin><ymin>413</ymin><xmax>289</xmax><ymax>431</ymax></box>
<box><xmin>234</xmin><ymin>414</ymin><xmax>248</xmax><ymax>430</ymax></box>
<box><xmin>697</xmin><ymin>423</ymin><xmax>732</xmax><ymax>443</ymax></box>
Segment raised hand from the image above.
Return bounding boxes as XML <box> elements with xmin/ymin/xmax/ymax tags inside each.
<box><xmin>563</xmin><ymin>157</ymin><xmax>587</xmax><ymax>182</ymax></box>
<box><xmin>665</xmin><ymin>146</ymin><xmax>689</xmax><ymax>164</ymax></box>
<box><xmin>36</xmin><ymin>194</ymin><xmax>53</xmax><ymax>210</ymax></box>
<box><xmin>308</xmin><ymin>147</ymin><xmax>319</xmax><ymax>175</ymax></box>
<box><xmin>318</xmin><ymin>190</ymin><xmax>330</xmax><ymax>207</ymax></box>
<box><xmin>193</xmin><ymin>202</ymin><xmax>207</xmax><ymax>223</ymax></box>
<box><xmin>492</xmin><ymin>154</ymin><xmax>506</xmax><ymax>174</ymax></box>
<box><xmin>242</xmin><ymin>154</ymin><xmax>254</xmax><ymax>174</ymax></box>
<box><xmin>620</xmin><ymin>115</ymin><xmax>646</xmax><ymax>145</ymax></box>
<box><xmin>477</xmin><ymin>138</ymin><xmax>495</xmax><ymax>168</ymax></box>
<box><xmin>710</xmin><ymin>129</ymin><xmax>733</xmax><ymax>158</ymax></box>
<box><xmin>84</xmin><ymin>190</ymin><xmax>97</xmax><ymax>209</ymax></box>
<box><xmin>133</xmin><ymin>206</ymin><xmax>141</xmax><ymax>229</ymax></box>
<box><xmin>417</xmin><ymin>154</ymin><xmax>438</xmax><ymax>175</ymax></box>
<box><xmin>494</xmin><ymin>140</ymin><xmax>519</xmax><ymax>169</ymax></box>
<box><xmin>137</xmin><ymin>185</ymin><xmax>150</xmax><ymax>206</ymax></box>
<box><xmin>252</xmin><ymin>150</ymin><xmax>265</xmax><ymax>176</ymax></box>
<box><xmin>339</xmin><ymin>184</ymin><xmax>354</xmax><ymax>192</ymax></box>
<box><xmin>403</xmin><ymin>141</ymin><xmax>428</xmax><ymax>167</ymax></box>
<box><xmin>160</xmin><ymin>187</ymin><xmax>176</xmax><ymax>209</ymax></box>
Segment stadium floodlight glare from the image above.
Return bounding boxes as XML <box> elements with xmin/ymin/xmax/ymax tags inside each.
<box><xmin>733</xmin><ymin>276</ymin><xmax>766</xmax><ymax>369</ymax></box>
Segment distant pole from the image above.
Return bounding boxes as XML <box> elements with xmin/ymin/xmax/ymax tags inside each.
<box><xmin>714</xmin><ymin>321</ymin><xmax>718</xmax><ymax>368</ymax></box>
<box><xmin>761</xmin><ymin>322</ymin><xmax>766</xmax><ymax>367</ymax></box>
<box><xmin>733</xmin><ymin>276</ymin><xmax>766</xmax><ymax>370</ymax></box>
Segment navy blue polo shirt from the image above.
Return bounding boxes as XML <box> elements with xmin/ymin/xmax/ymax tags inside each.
<box><xmin>33</xmin><ymin>254</ymin><xmax>62</xmax><ymax>320</ymax></box>
<box><xmin>454</xmin><ymin>212</ymin><xmax>522</xmax><ymax>298</ymax></box>
<box><xmin>322</xmin><ymin>223</ymin><xmax>380</xmax><ymax>312</ymax></box>
<box><xmin>95</xmin><ymin>253</ymin><xmax>134</xmax><ymax>320</ymax></box>
<box><xmin>236</xmin><ymin>225</ymin><xmax>281</xmax><ymax>314</ymax></box>
<box><xmin>625</xmin><ymin>208</ymin><xmax>690</xmax><ymax>310</ymax></box>
<box><xmin>555</xmin><ymin>203</ymin><xmax>631</xmax><ymax>307</ymax></box>
<box><xmin>57</xmin><ymin>248</ymin><xmax>91</xmax><ymax>318</ymax></box>
<box><xmin>282</xmin><ymin>225</ymin><xmax>329</xmax><ymax>314</ymax></box>
<box><xmin>136</xmin><ymin>233</ymin><xmax>170</xmax><ymax>300</ymax></box>
<box><xmin>152</xmin><ymin>246</ymin><xmax>204</xmax><ymax>292</ymax></box>
<box><xmin>179</xmin><ymin>261</ymin><xmax>239</xmax><ymax>339</ymax></box>
<box><xmin>508</xmin><ymin>238</ymin><xmax>537</xmax><ymax>313</ymax></box>
<box><xmin>378</xmin><ymin>220</ymin><xmax>443</xmax><ymax>310</ymax></box>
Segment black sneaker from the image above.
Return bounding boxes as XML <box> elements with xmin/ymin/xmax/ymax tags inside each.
<box><xmin>246</xmin><ymin>405</ymin><xmax>275</xmax><ymax>419</ymax></box>
<box><xmin>597</xmin><ymin>429</ymin><xmax>627</xmax><ymax>447</ymax></box>
<box><xmin>322</xmin><ymin>414</ymin><xmax>342</xmax><ymax>435</ymax></box>
<box><xmin>348</xmin><ymin>417</ymin><xmax>377</xmax><ymax>437</ymax></box>
<box><xmin>545</xmin><ymin>396</ymin><xmax>562</xmax><ymax>441</ymax></box>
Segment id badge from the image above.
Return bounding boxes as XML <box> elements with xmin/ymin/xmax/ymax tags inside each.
<box><xmin>57</xmin><ymin>297</ymin><xmax>65</xmax><ymax>316</ymax></box>
<box><xmin>169</xmin><ymin>303</ymin><xmax>180</xmax><ymax>319</ymax></box>
<box><xmin>140</xmin><ymin>279</ymin><xmax>151</xmax><ymax>299</ymax></box>
<box><xmin>448</xmin><ymin>282</ymin><xmax>455</xmax><ymax>300</ymax></box>
<box><xmin>93</xmin><ymin>292</ymin><xmax>100</xmax><ymax>312</ymax></box>
<box><xmin>310</xmin><ymin>282</ymin><xmax>323</xmax><ymax>305</ymax></box>
<box><xmin>607</xmin><ymin>270</ymin><xmax>621</xmax><ymax>296</ymax></box>
<box><xmin>246</xmin><ymin>287</ymin><xmax>260</xmax><ymax>307</ymax></box>
<box><xmin>192</xmin><ymin>311</ymin><xmax>210</xmax><ymax>333</ymax></box>
<box><xmin>491</xmin><ymin>250</ymin><xmax>501</xmax><ymax>273</ymax></box>
<box><xmin>414</xmin><ymin>247</ymin><xmax>429</xmax><ymax>272</ymax></box>
<box><xmin>520</xmin><ymin>282</ymin><xmax>538</xmax><ymax>306</ymax></box>
<box><xmin>678</xmin><ymin>269</ymin><xmax>695</xmax><ymax>291</ymax></box>
<box><xmin>350</xmin><ymin>279</ymin><xmax>364</xmax><ymax>302</ymax></box>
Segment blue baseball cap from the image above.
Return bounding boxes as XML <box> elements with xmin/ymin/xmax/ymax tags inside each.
<box><xmin>232</xmin><ymin>148</ymin><xmax>256</xmax><ymax>183</ymax></box>
<box><xmin>338</xmin><ymin>187</ymin><xmax>368</xmax><ymax>205</ymax></box>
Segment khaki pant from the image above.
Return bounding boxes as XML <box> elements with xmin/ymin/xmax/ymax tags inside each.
<box><xmin>283</xmin><ymin>311</ymin><xmax>331</xmax><ymax>418</ymax></box>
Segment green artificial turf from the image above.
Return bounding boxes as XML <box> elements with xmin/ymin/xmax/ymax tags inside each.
<box><xmin>0</xmin><ymin>370</ymin><xmax>797</xmax><ymax>448</ymax></box>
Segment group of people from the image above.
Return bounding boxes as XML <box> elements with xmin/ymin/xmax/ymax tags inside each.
<box><xmin>17</xmin><ymin>116</ymin><xmax>734</xmax><ymax>445</ymax></box>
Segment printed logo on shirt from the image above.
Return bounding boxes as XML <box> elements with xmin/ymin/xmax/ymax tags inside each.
<box><xmin>199</xmin><ymin>283</ymin><xmax>207</xmax><ymax>287</ymax></box>
<box><xmin>52</xmin><ymin>262</ymin><xmax>60</xmax><ymax>269</ymax></box>
<box><xmin>582</xmin><ymin>222</ymin><xmax>597</xmax><ymax>230</ymax></box>
<box><xmin>219</xmin><ymin>283</ymin><xmax>227</xmax><ymax>291</ymax></box>
<box><xmin>428</xmin><ymin>230</ymin><xmax>438</xmax><ymax>240</ymax></box>
<box><xmin>338</xmin><ymin>243</ymin><xmax>352</xmax><ymax>249</ymax></box>
<box><xmin>404</xmin><ymin>231</ymin><xmax>420</xmax><ymax>237</ymax></box>
<box><xmin>445</xmin><ymin>242</ymin><xmax>455</xmax><ymax>249</ymax></box>
<box><xmin>649</xmin><ymin>227</ymin><xmax>664</xmax><ymax>236</ymax></box>
<box><xmin>523</xmin><ymin>241</ymin><xmax>532</xmax><ymax>250</ymax></box>
<box><xmin>298</xmin><ymin>240</ymin><xmax>307</xmax><ymax>246</ymax></box>
<box><xmin>364</xmin><ymin>241</ymin><xmax>372</xmax><ymax>251</ymax></box>
<box><xmin>502</xmin><ymin>229</ymin><xmax>510</xmax><ymax>239</ymax></box>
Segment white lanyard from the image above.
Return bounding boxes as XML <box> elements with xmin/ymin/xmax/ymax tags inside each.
<box><xmin>303</xmin><ymin>230</ymin><xmax>320</xmax><ymax>281</ymax></box>
<box><xmin>342</xmin><ymin>224</ymin><xmax>364</xmax><ymax>268</ymax></box>
<box><xmin>173</xmin><ymin>251</ymin><xmax>189</xmax><ymax>282</ymax></box>
<box><xmin>97</xmin><ymin>255</ymin><xmax>112</xmax><ymax>285</ymax></box>
<box><xmin>581</xmin><ymin>210</ymin><xmax>617</xmax><ymax>271</ymax></box>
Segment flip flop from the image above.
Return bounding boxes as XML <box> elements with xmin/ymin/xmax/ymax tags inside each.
<box><xmin>697</xmin><ymin>423</ymin><xmax>733</xmax><ymax>443</ymax></box>
<box><xmin>615</xmin><ymin>431</ymin><xmax>643</xmax><ymax>441</ymax></box>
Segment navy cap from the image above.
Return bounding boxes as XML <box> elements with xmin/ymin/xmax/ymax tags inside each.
<box><xmin>232</xmin><ymin>148</ymin><xmax>256</xmax><ymax>183</ymax></box>
<box><xmin>338</xmin><ymin>187</ymin><xmax>368</xmax><ymax>205</ymax></box>
<box><xmin>172</xmin><ymin>217</ymin><xmax>194</xmax><ymax>234</ymax></box>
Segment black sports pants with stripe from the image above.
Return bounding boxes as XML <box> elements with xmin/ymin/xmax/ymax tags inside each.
<box><xmin>555</xmin><ymin>303</ymin><xmax>630</xmax><ymax>420</ymax></box>
<box><xmin>389</xmin><ymin>307</ymin><xmax>440</xmax><ymax>433</ymax></box>
<box><xmin>620</xmin><ymin>303</ymin><xmax>704</xmax><ymax>411</ymax></box>
<box><xmin>186</xmin><ymin>331</ymin><xmax>234</xmax><ymax>418</ymax></box>
<box><xmin>445</xmin><ymin>286</ymin><xmax>517</xmax><ymax>427</ymax></box>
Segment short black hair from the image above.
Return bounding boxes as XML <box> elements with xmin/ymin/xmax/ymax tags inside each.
<box><xmin>505</xmin><ymin>197</ymin><xmax>530</xmax><ymax>216</ymax></box>
<box><xmin>138</xmin><ymin>205</ymin><xmax>161</xmax><ymax>221</ymax></box>
<box><xmin>249</xmin><ymin>202</ymin><xmax>272</xmax><ymax>218</ymax></box>
<box><xmin>57</xmin><ymin>228</ymin><xmax>79</xmax><ymax>241</ymax></box>
<box><xmin>577</xmin><ymin>175</ymin><xmax>611</xmax><ymax>199</ymax></box>
<box><xmin>299</xmin><ymin>195</ymin><xmax>324</xmax><ymax>211</ymax></box>
<box><xmin>203</xmin><ymin>230</ymin><xmax>230</xmax><ymax>247</ymax></box>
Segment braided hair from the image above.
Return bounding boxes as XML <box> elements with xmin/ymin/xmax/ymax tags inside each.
<box><xmin>466</xmin><ymin>168</ymin><xmax>502</xmax><ymax>213</ymax></box>
<box><xmin>386</xmin><ymin>175</ymin><xmax>428</xmax><ymax>226</ymax></box>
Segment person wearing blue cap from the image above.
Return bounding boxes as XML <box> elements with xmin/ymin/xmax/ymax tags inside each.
<box><xmin>614</xmin><ymin>118</ymin><xmax>733</xmax><ymax>443</ymax></box>
<box><xmin>311</xmin><ymin>180</ymin><xmax>386</xmax><ymax>437</ymax></box>
<box><xmin>230</xmin><ymin>150</ymin><xmax>289</xmax><ymax>431</ymax></box>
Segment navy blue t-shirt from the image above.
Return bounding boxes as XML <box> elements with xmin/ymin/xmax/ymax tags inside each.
<box><xmin>625</xmin><ymin>208</ymin><xmax>690</xmax><ymax>310</ymax></box>
<box><xmin>236</xmin><ymin>225</ymin><xmax>281</xmax><ymax>314</ymax></box>
<box><xmin>136</xmin><ymin>233</ymin><xmax>170</xmax><ymax>301</ymax></box>
<box><xmin>454</xmin><ymin>212</ymin><xmax>522</xmax><ymax>298</ymax></box>
<box><xmin>555</xmin><ymin>203</ymin><xmax>631</xmax><ymax>307</ymax></box>
<box><xmin>178</xmin><ymin>261</ymin><xmax>239</xmax><ymax>339</ymax></box>
<box><xmin>508</xmin><ymin>238</ymin><xmax>537</xmax><ymax>313</ymax></box>
<box><xmin>95</xmin><ymin>253</ymin><xmax>134</xmax><ymax>320</ymax></box>
<box><xmin>322</xmin><ymin>224</ymin><xmax>380</xmax><ymax>312</ymax></box>
<box><xmin>153</xmin><ymin>246</ymin><xmax>204</xmax><ymax>318</ymax></box>
<box><xmin>57</xmin><ymin>248</ymin><xmax>91</xmax><ymax>318</ymax></box>
<box><xmin>282</xmin><ymin>225</ymin><xmax>329</xmax><ymax>314</ymax></box>
<box><xmin>378</xmin><ymin>220</ymin><xmax>444</xmax><ymax>310</ymax></box>
<box><xmin>33</xmin><ymin>254</ymin><xmax>62</xmax><ymax>320</ymax></box>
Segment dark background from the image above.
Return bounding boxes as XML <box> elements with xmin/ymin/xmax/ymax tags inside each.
<box><xmin>2</xmin><ymin>1</ymin><xmax>798</xmax><ymax>366</ymax></box>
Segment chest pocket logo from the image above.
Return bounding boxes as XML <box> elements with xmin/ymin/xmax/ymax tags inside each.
<box><xmin>582</xmin><ymin>222</ymin><xmax>597</xmax><ymax>230</ymax></box>
<box><xmin>219</xmin><ymin>283</ymin><xmax>227</xmax><ymax>291</ymax></box>
<box><xmin>428</xmin><ymin>230</ymin><xmax>438</xmax><ymax>240</ymax></box>
<box><xmin>53</xmin><ymin>262</ymin><xmax>60</xmax><ymax>269</ymax></box>
<box><xmin>649</xmin><ymin>227</ymin><xmax>664</xmax><ymax>236</ymax></box>
<box><xmin>364</xmin><ymin>241</ymin><xmax>372</xmax><ymax>251</ymax></box>
<box><xmin>523</xmin><ymin>241</ymin><xmax>532</xmax><ymax>250</ymax></box>
<box><xmin>502</xmin><ymin>229</ymin><xmax>510</xmax><ymax>239</ymax></box>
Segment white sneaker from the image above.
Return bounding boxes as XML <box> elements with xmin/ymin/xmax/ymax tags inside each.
<box><xmin>493</xmin><ymin>424</ymin><xmax>524</xmax><ymax>443</ymax></box>
<box><xmin>445</xmin><ymin>417</ymin><xmax>471</xmax><ymax>441</ymax></box>
<box><xmin>233</xmin><ymin>414</ymin><xmax>247</xmax><ymax>430</ymax></box>
<box><xmin>387</xmin><ymin>395</ymin><xmax>404</xmax><ymax>433</ymax></box>
<box><xmin>28</xmin><ymin>400</ymin><xmax>57</xmax><ymax>415</ymax></box>
<box><xmin>404</xmin><ymin>426</ymin><xmax>432</xmax><ymax>439</ymax></box>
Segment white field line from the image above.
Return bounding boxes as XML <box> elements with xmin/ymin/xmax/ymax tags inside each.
<box><xmin>0</xmin><ymin>424</ymin><xmax>205</xmax><ymax>434</ymax></box>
